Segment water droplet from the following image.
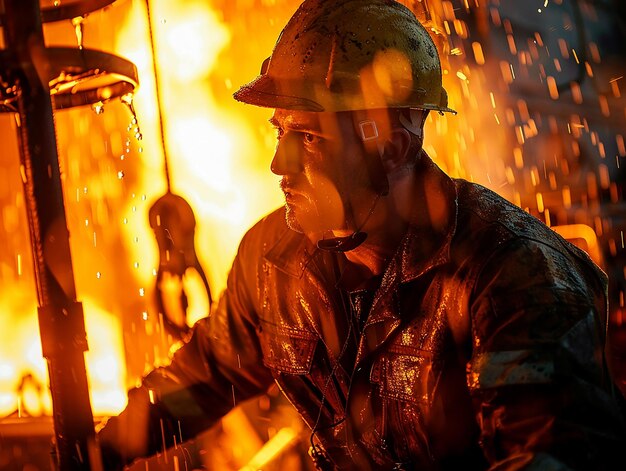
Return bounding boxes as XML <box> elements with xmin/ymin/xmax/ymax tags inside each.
<box><xmin>54</xmin><ymin>0</ymin><xmax>60</xmax><ymax>6</ymax></box>
<box><xmin>117</xmin><ymin>171</ymin><xmax>125</xmax><ymax>179</ymax></box>
<box><xmin>91</xmin><ymin>101</ymin><xmax>104</xmax><ymax>115</ymax></box>
<box><xmin>121</xmin><ymin>93</ymin><xmax>133</xmax><ymax>106</ymax></box>
<box><xmin>96</xmin><ymin>272</ymin><xmax>101</xmax><ymax>279</ymax></box>
<box><xmin>139</xmin><ymin>288</ymin><xmax>145</xmax><ymax>297</ymax></box>
<box><xmin>121</xmin><ymin>93</ymin><xmax>144</xmax><ymax>144</ymax></box>
<box><xmin>71</xmin><ymin>16</ymin><xmax>84</xmax><ymax>50</ymax></box>
<box><xmin>142</xmin><ymin>311</ymin><xmax>149</xmax><ymax>321</ymax></box>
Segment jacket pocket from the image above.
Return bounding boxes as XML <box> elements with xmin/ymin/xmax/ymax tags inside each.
<box><xmin>258</xmin><ymin>321</ymin><xmax>318</xmax><ymax>375</ymax></box>
<box><xmin>371</xmin><ymin>345</ymin><xmax>441</xmax><ymax>405</ymax></box>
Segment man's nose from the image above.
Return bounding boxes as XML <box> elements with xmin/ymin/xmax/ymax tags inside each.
<box><xmin>271</xmin><ymin>133</ymin><xmax>303</xmax><ymax>175</ymax></box>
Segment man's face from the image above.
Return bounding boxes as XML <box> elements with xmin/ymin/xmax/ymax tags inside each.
<box><xmin>269</xmin><ymin>109</ymin><xmax>376</xmax><ymax>236</ymax></box>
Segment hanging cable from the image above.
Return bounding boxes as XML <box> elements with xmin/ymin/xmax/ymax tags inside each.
<box><xmin>144</xmin><ymin>0</ymin><xmax>172</xmax><ymax>192</ymax></box>
<box><xmin>143</xmin><ymin>0</ymin><xmax>213</xmax><ymax>340</ymax></box>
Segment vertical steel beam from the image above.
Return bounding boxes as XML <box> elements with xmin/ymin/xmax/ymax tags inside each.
<box><xmin>2</xmin><ymin>1</ymin><xmax>99</xmax><ymax>469</ymax></box>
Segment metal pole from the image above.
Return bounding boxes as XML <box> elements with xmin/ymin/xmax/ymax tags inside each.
<box><xmin>2</xmin><ymin>1</ymin><xmax>100</xmax><ymax>469</ymax></box>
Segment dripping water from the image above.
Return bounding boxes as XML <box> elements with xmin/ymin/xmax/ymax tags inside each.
<box><xmin>91</xmin><ymin>101</ymin><xmax>105</xmax><ymax>115</ymax></box>
<box><xmin>121</xmin><ymin>93</ymin><xmax>143</xmax><ymax>142</ymax></box>
<box><xmin>71</xmin><ymin>16</ymin><xmax>85</xmax><ymax>50</ymax></box>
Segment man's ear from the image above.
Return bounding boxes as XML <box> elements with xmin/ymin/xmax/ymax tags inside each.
<box><xmin>381</xmin><ymin>128</ymin><xmax>412</xmax><ymax>172</ymax></box>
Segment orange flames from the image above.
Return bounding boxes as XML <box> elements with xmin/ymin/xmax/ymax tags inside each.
<box><xmin>0</xmin><ymin>292</ymin><xmax>125</xmax><ymax>417</ymax></box>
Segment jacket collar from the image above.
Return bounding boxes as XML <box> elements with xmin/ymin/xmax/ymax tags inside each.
<box><xmin>396</xmin><ymin>151</ymin><xmax>458</xmax><ymax>284</ymax></box>
<box><xmin>264</xmin><ymin>222</ymin><xmax>316</xmax><ymax>279</ymax></box>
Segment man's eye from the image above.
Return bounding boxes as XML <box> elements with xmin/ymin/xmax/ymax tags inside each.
<box><xmin>304</xmin><ymin>133</ymin><xmax>316</xmax><ymax>143</ymax></box>
<box><xmin>276</xmin><ymin>128</ymin><xmax>284</xmax><ymax>139</ymax></box>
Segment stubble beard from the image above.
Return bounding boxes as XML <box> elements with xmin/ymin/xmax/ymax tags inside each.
<box><xmin>284</xmin><ymin>202</ymin><xmax>304</xmax><ymax>233</ymax></box>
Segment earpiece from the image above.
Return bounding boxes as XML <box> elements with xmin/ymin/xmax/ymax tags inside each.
<box><xmin>316</xmin><ymin>230</ymin><xmax>368</xmax><ymax>252</ymax></box>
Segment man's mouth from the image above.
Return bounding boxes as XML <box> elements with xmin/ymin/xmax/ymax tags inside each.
<box><xmin>280</xmin><ymin>179</ymin><xmax>302</xmax><ymax>200</ymax></box>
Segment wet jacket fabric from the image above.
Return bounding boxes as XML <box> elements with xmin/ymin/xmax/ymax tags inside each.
<box><xmin>100</xmin><ymin>156</ymin><xmax>625</xmax><ymax>470</ymax></box>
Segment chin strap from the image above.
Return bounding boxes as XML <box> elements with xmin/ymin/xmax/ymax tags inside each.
<box><xmin>317</xmin><ymin>117</ymin><xmax>388</xmax><ymax>253</ymax></box>
<box><xmin>318</xmin><ymin>110</ymin><xmax>424</xmax><ymax>253</ymax></box>
<box><xmin>317</xmin><ymin>108</ymin><xmax>428</xmax><ymax>252</ymax></box>
<box><xmin>398</xmin><ymin>108</ymin><xmax>426</xmax><ymax>139</ymax></box>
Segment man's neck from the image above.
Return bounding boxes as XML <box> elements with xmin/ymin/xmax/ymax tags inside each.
<box><xmin>341</xmin><ymin>164</ymin><xmax>417</xmax><ymax>280</ymax></box>
<box><xmin>334</xmin><ymin>211</ymin><xmax>408</xmax><ymax>289</ymax></box>
<box><xmin>343</xmin><ymin>242</ymin><xmax>396</xmax><ymax>279</ymax></box>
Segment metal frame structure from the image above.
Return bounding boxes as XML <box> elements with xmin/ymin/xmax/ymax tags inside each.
<box><xmin>0</xmin><ymin>0</ymin><xmax>138</xmax><ymax>468</ymax></box>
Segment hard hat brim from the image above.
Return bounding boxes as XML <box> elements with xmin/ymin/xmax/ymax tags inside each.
<box><xmin>233</xmin><ymin>74</ymin><xmax>325</xmax><ymax>112</ymax></box>
<box><xmin>234</xmin><ymin>74</ymin><xmax>457</xmax><ymax>114</ymax></box>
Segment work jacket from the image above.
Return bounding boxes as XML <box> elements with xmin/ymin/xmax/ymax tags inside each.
<box><xmin>100</xmin><ymin>156</ymin><xmax>625</xmax><ymax>470</ymax></box>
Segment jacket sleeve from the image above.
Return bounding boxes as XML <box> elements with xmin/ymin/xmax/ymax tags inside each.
<box><xmin>98</xmin><ymin>229</ymin><xmax>274</xmax><ymax>469</ymax></box>
<box><xmin>467</xmin><ymin>237</ymin><xmax>626</xmax><ymax>470</ymax></box>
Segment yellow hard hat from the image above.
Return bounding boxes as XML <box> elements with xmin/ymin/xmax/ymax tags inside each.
<box><xmin>234</xmin><ymin>0</ymin><xmax>454</xmax><ymax>113</ymax></box>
